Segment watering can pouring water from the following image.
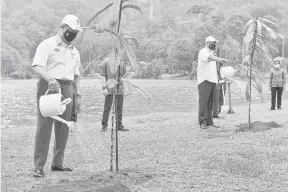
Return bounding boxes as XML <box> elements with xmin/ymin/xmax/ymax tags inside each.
<box><xmin>39</xmin><ymin>89</ymin><xmax>74</xmax><ymax>129</ymax></box>
<box><xmin>220</xmin><ymin>66</ymin><xmax>238</xmax><ymax>79</ymax></box>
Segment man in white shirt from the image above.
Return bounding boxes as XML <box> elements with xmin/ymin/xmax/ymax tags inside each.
<box><xmin>197</xmin><ymin>36</ymin><xmax>227</xmax><ymax>129</ymax></box>
<box><xmin>31</xmin><ymin>15</ymin><xmax>84</xmax><ymax>177</ymax></box>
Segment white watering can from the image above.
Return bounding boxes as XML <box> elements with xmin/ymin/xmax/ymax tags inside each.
<box><xmin>39</xmin><ymin>89</ymin><xmax>74</xmax><ymax>129</ymax></box>
<box><xmin>220</xmin><ymin>66</ymin><xmax>238</xmax><ymax>79</ymax></box>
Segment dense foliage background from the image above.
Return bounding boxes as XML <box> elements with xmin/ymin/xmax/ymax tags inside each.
<box><xmin>1</xmin><ymin>0</ymin><xmax>288</xmax><ymax>79</ymax></box>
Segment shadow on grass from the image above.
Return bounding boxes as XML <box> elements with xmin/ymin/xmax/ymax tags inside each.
<box><xmin>29</xmin><ymin>169</ymin><xmax>158</xmax><ymax>192</ymax></box>
<box><xmin>235</xmin><ymin>121</ymin><xmax>282</xmax><ymax>133</ymax></box>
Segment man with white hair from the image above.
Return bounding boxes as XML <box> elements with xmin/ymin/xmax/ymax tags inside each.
<box><xmin>30</xmin><ymin>15</ymin><xmax>103</xmax><ymax>177</ymax></box>
<box><xmin>197</xmin><ymin>36</ymin><xmax>227</xmax><ymax>129</ymax></box>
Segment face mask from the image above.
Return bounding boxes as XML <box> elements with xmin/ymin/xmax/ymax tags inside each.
<box><xmin>274</xmin><ymin>64</ymin><xmax>280</xmax><ymax>68</ymax></box>
<box><xmin>63</xmin><ymin>29</ymin><xmax>78</xmax><ymax>42</ymax></box>
<box><xmin>208</xmin><ymin>44</ymin><xmax>216</xmax><ymax>51</ymax></box>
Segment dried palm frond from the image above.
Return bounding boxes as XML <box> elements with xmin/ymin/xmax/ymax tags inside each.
<box><xmin>121</xmin><ymin>79</ymin><xmax>151</xmax><ymax>101</ymax></box>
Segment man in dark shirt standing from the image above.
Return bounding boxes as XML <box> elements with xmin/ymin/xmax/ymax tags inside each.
<box><xmin>100</xmin><ymin>58</ymin><xmax>129</xmax><ymax>132</ymax></box>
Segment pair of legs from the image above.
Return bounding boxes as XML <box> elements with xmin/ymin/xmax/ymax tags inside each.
<box><xmin>34</xmin><ymin>79</ymin><xmax>73</xmax><ymax>174</ymax></box>
<box><xmin>271</xmin><ymin>87</ymin><xmax>283</xmax><ymax>109</ymax></box>
<box><xmin>213</xmin><ymin>88</ymin><xmax>221</xmax><ymax>117</ymax></box>
<box><xmin>101</xmin><ymin>94</ymin><xmax>124</xmax><ymax>129</ymax></box>
<box><xmin>213</xmin><ymin>85</ymin><xmax>225</xmax><ymax>116</ymax></box>
<box><xmin>198</xmin><ymin>81</ymin><xmax>216</xmax><ymax>126</ymax></box>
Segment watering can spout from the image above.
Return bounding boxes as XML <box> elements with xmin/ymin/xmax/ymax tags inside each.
<box><xmin>50</xmin><ymin>116</ymin><xmax>74</xmax><ymax>129</ymax></box>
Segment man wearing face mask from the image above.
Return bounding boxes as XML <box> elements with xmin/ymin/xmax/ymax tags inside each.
<box><xmin>30</xmin><ymin>15</ymin><xmax>88</xmax><ymax>178</ymax></box>
<box><xmin>269</xmin><ymin>59</ymin><xmax>286</xmax><ymax>110</ymax></box>
<box><xmin>197</xmin><ymin>36</ymin><xmax>227</xmax><ymax>129</ymax></box>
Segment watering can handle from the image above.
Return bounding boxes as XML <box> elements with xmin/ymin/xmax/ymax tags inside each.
<box><xmin>45</xmin><ymin>88</ymin><xmax>61</xmax><ymax>95</ymax></box>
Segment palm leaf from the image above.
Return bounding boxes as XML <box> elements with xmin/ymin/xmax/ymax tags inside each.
<box><xmin>122</xmin><ymin>79</ymin><xmax>151</xmax><ymax>101</ymax></box>
<box><xmin>251</xmin><ymin>76</ymin><xmax>263</xmax><ymax>93</ymax></box>
<box><xmin>257</xmin><ymin>37</ymin><xmax>278</xmax><ymax>54</ymax></box>
<box><xmin>121</xmin><ymin>5</ymin><xmax>143</xmax><ymax>14</ymax></box>
<box><xmin>244</xmin><ymin>23</ymin><xmax>255</xmax><ymax>45</ymax></box>
<box><xmin>123</xmin><ymin>40</ymin><xmax>141</xmax><ymax>75</ymax></box>
<box><xmin>242</xmin><ymin>18</ymin><xmax>254</xmax><ymax>33</ymax></box>
<box><xmin>80</xmin><ymin>3</ymin><xmax>113</xmax><ymax>41</ymax></box>
<box><xmin>256</xmin><ymin>20</ymin><xmax>262</xmax><ymax>35</ymax></box>
<box><xmin>123</xmin><ymin>35</ymin><xmax>140</xmax><ymax>47</ymax></box>
<box><xmin>260</xmin><ymin>22</ymin><xmax>278</xmax><ymax>39</ymax></box>
<box><xmin>85</xmin><ymin>3</ymin><xmax>113</xmax><ymax>27</ymax></box>
<box><xmin>81</xmin><ymin>52</ymin><xmax>110</xmax><ymax>75</ymax></box>
<box><xmin>258</xmin><ymin>17</ymin><xmax>279</xmax><ymax>28</ymax></box>
<box><xmin>130</xmin><ymin>82</ymin><xmax>152</xmax><ymax>101</ymax></box>
<box><xmin>255</xmin><ymin>47</ymin><xmax>273</xmax><ymax>61</ymax></box>
<box><xmin>80</xmin><ymin>0</ymin><xmax>129</xmax><ymax>41</ymax></box>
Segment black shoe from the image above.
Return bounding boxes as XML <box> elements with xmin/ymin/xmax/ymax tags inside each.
<box><xmin>200</xmin><ymin>124</ymin><xmax>209</xmax><ymax>129</ymax></box>
<box><xmin>34</xmin><ymin>169</ymin><xmax>45</xmax><ymax>178</ymax></box>
<box><xmin>213</xmin><ymin>115</ymin><xmax>221</xmax><ymax>118</ymax></box>
<box><xmin>51</xmin><ymin>165</ymin><xmax>73</xmax><ymax>172</ymax></box>
<box><xmin>277</xmin><ymin>107</ymin><xmax>282</xmax><ymax>110</ymax></box>
<box><xmin>118</xmin><ymin>125</ymin><xmax>129</xmax><ymax>131</ymax></box>
<box><xmin>270</xmin><ymin>108</ymin><xmax>275</xmax><ymax>110</ymax></box>
<box><xmin>101</xmin><ymin>127</ymin><xmax>107</xmax><ymax>132</ymax></box>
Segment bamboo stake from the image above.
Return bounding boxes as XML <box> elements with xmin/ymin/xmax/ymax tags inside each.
<box><xmin>110</xmin><ymin>99</ymin><xmax>115</xmax><ymax>171</ymax></box>
<box><xmin>115</xmin><ymin>0</ymin><xmax>123</xmax><ymax>172</ymax></box>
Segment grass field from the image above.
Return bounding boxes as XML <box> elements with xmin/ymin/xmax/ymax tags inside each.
<box><xmin>1</xmin><ymin>79</ymin><xmax>288</xmax><ymax>192</ymax></box>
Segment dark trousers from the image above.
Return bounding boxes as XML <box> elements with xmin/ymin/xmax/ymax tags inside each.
<box><xmin>34</xmin><ymin>79</ymin><xmax>74</xmax><ymax>171</ymax></box>
<box><xmin>213</xmin><ymin>84</ymin><xmax>226</xmax><ymax>115</ymax></box>
<box><xmin>271</xmin><ymin>87</ymin><xmax>283</xmax><ymax>109</ymax></box>
<box><xmin>101</xmin><ymin>94</ymin><xmax>124</xmax><ymax>128</ymax></box>
<box><xmin>198</xmin><ymin>81</ymin><xmax>216</xmax><ymax>125</ymax></box>
<box><xmin>213</xmin><ymin>88</ymin><xmax>221</xmax><ymax>116</ymax></box>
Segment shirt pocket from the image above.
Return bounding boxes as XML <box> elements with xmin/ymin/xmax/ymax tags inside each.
<box><xmin>49</xmin><ymin>48</ymin><xmax>66</xmax><ymax>65</ymax></box>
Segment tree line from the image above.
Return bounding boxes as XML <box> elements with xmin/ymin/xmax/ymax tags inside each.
<box><xmin>1</xmin><ymin>0</ymin><xmax>288</xmax><ymax>79</ymax></box>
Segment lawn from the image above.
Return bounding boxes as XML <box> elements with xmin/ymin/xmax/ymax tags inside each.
<box><xmin>1</xmin><ymin>79</ymin><xmax>288</xmax><ymax>192</ymax></box>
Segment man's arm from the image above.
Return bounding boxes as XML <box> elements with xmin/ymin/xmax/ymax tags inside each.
<box><xmin>101</xmin><ymin>75</ymin><xmax>107</xmax><ymax>88</ymax></box>
<box><xmin>208</xmin><ymin>54</ymin><xmax>227</xmax><ymax>63</ymax></box>
<box><xmin>31</xmin><ymin>41</ymin><xmax>53</xmax><ymax>81</ymax></box>
<box><xmin>73</xmin><ymin>75</ymin><xmax>81</xmax><ymax>95</ymax></box>
<box><xmin>31</xmin><ymin>66</ymin><xmax>53</xmax><ymax>82</ymax></box>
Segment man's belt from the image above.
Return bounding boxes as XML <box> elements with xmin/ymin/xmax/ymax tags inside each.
<box><xmin>56</xmin><ymin>79</ymin><xmax>73</xmax><ymax>85</ymax></box>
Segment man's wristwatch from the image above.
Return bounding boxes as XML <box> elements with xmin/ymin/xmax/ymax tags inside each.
<box><xmin>102</xmin><ymin>86</ymin><xmax>106</xmax><ymax>90</ymax></box>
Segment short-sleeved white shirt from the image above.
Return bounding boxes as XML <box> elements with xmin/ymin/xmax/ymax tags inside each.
<box><xmin>197</xmin><ymin>47</ymin><xmax>218</xmax><ymax>85</ymax></box>
<box><xmin>31</xmin><ymin>34</ymin><xmax>81</xmax><ymax>81</ymax></box>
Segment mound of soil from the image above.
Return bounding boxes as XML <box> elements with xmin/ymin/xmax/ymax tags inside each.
<box><xmin>236</xmin><ymin>121</ymin><xmax>282</xmax><ymax>132</ymax></box>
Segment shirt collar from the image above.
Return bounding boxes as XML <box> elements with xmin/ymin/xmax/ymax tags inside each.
<box><xmin>55</xmin><ymin>33</ymin><xmax>74</xmax><ymax>49</ymax></box>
